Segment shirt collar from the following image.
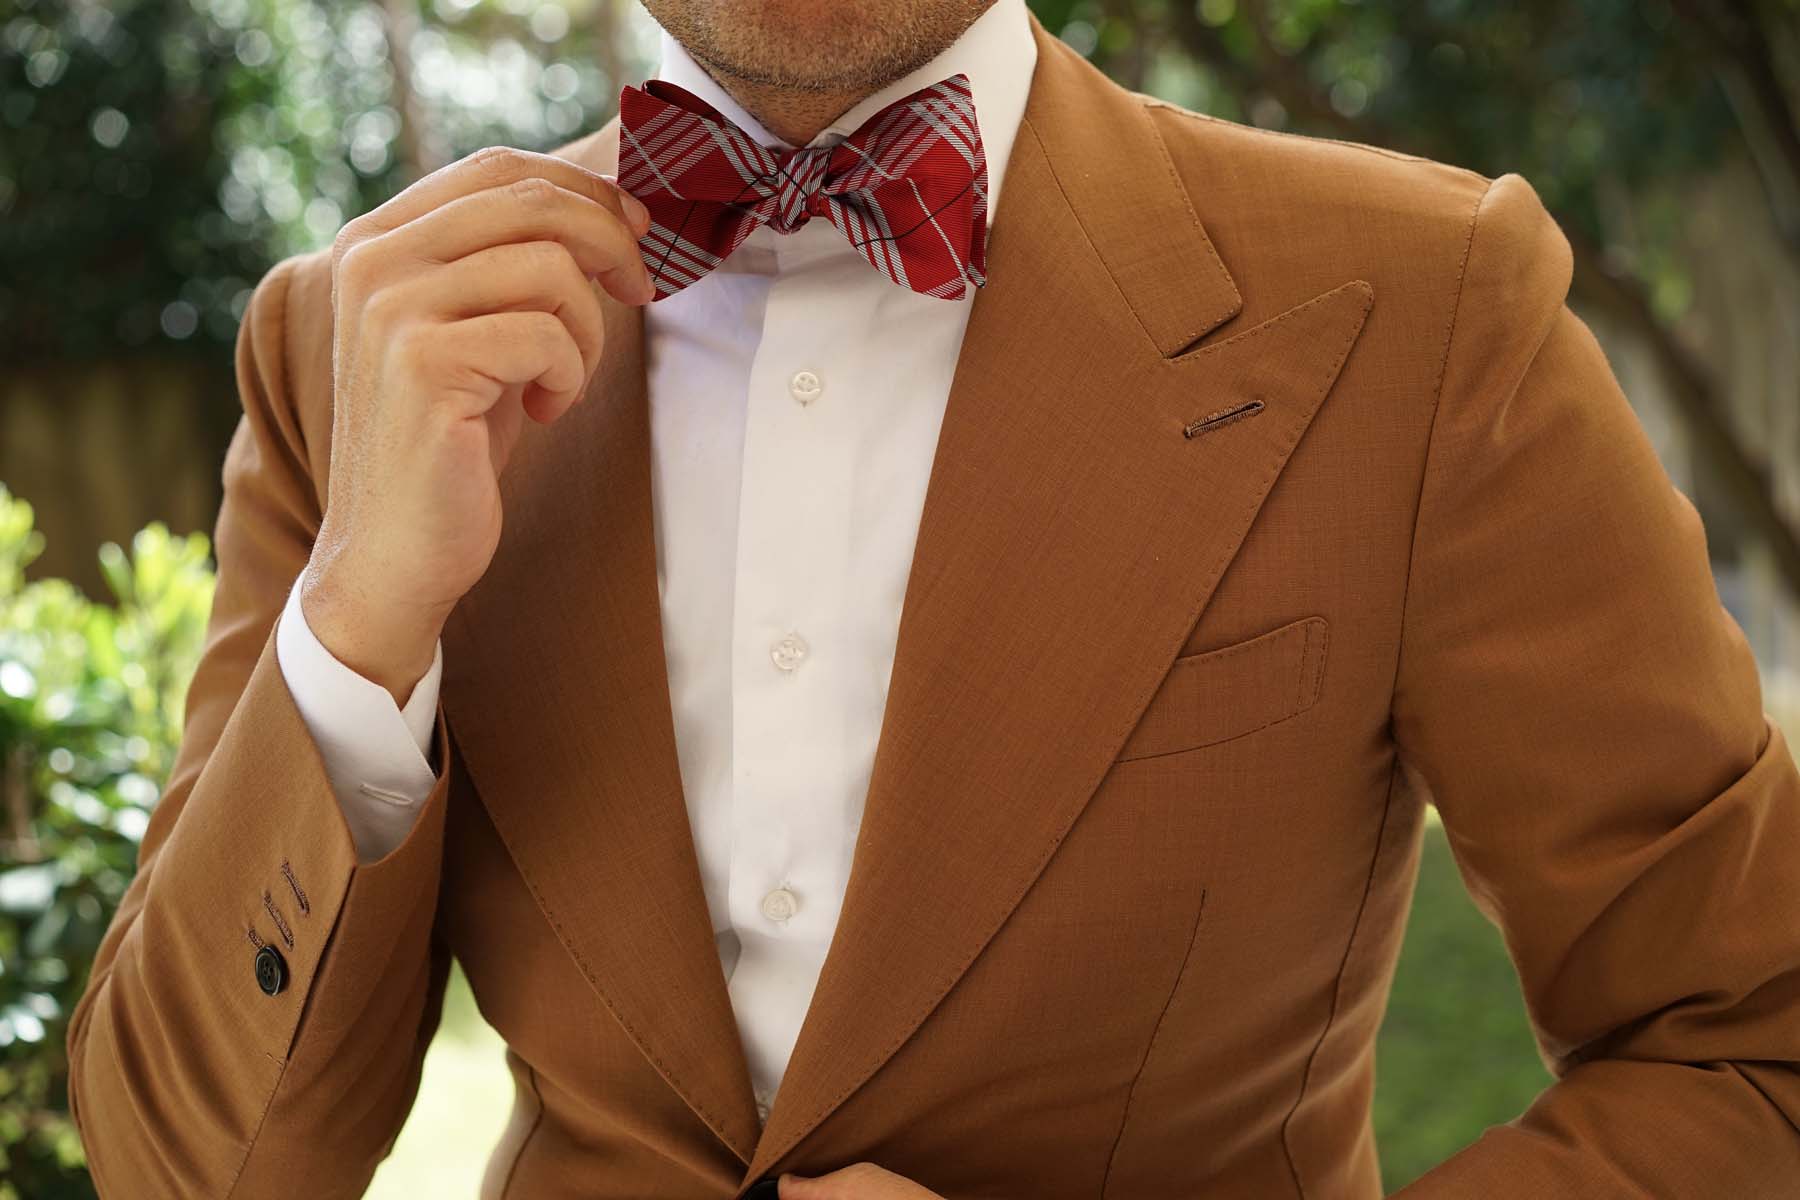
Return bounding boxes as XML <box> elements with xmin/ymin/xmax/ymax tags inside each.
<box><xmin>647</xmin><ymin>0</ymin><xmax>1037</xmax><ymax>223</ymax></box>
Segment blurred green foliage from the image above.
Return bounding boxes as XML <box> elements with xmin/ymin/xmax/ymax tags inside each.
<box><xmin>1032</xmin><ymin>0</ymin><xmax>1748</xmax><ymax>321</ymax></box>
<box><xmin>2</xmin><ymin>0</ymin><xmax>635</xmax><ymax>361</ymax></box>
<box><xmin>1</xmin><ymin>0</ymin><xmax>277</xmax><ymax>356</ymax></box>
<box><xmin>1373</xmin><ymin>816</ymin><xmax>1552</xmax><ymax>1187</ymax></box>
<box><xmin>0</xmin><ymin>485</ymin><xmax>215</xmax><ymax>1200</ymax></box>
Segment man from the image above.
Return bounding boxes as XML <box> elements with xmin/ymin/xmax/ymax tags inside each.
<box><xmin>65</xmin><ymin>0</ymin><xmax>1800</xmax><ymax>1196</ymax></box>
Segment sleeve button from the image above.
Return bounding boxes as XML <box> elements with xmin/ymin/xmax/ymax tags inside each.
<box><xmin>254</xmin><ymin>944</ymin><xmax>288</xmax><ymax>996</ymax></box>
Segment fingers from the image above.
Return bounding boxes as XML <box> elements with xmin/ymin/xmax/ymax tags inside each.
<box><xmin>338</xmin><ymin>144</ymin><xmax>650</xmax><ymax>256</ymax></box>
<box><xmin>401</xmin><ymin>310</ymin><xmax>590</xmax><ymax>424</ymax></box>
<box><xmin>776</xmin><ymin>1164</ymin><xmax>938</xmax><ymax>1199</ymax></box>
<box><xmin>342</xmin><ymin>175</ymin><xmax>654</xmax><ymax>307</ymax></box>
<box><xmin>332</xmin><ymin>146</ymin><xmax>656</xmax><ymax>308</ymax></box>
<box><xmin>377</xmin><ymin>240</ymin><xmax>607</xmax><ymax>387</ymax></box>
<box><xmin>777</xmin><ymin>1175</ymin><xmax>828</xmax><ymax>1200</ymax></box>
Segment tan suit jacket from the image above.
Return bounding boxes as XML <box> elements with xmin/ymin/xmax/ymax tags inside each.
<box><xmin>67</xmin><ymin>14</ymin><xmax>1800</xmax><ymax>1198</ymax></box>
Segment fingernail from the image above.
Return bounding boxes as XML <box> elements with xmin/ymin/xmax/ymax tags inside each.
<box><xmin>622</xmin><ymin>190</ymin><xmax>651</xmax><ymax>234</ymax></box>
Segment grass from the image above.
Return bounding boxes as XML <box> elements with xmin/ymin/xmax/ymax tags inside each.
<box><xmin>369</xmin><ymin>813</ymin><xmax>1549</xmax><ymax>1195</ymax></box>
<box><xmin>1372</xmin><ymin>812</ymin><xmax>1551</xmax><ymax>1188</ymax></box>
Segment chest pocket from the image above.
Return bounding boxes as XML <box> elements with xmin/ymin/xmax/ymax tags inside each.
<box><xmin>1116</xmin><ymin>615</ymin><xmax>1330</xmax><ymax>762</ymax></box>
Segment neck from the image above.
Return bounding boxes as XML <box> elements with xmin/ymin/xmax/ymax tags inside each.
<box><xmin>680</xmin><ymin>48</ymin><xmax>867</xmax><ymax>146</ymax></box>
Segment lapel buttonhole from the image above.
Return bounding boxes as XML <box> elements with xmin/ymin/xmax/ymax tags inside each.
<box><xmin>1183</xmin><ymin>397</ymin><xmax>1265</xmax><ymax>439</ymax></box>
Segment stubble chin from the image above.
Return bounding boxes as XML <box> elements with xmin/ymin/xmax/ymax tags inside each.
<box><xmin>648</xmin><ymin>0</ymin><xmax>988</xmax><ymax>95</ymax></box>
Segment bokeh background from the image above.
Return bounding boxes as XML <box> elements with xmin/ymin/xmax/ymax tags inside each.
<box><xmin>2</xmin><ymin>0</ymin><xmax>1798</xmax><ymax>1195</ymax></box>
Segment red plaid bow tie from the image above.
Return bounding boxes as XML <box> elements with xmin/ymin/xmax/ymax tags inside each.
<box><xmin>616</xmin><ymin>74</ymin><xmax>988</xmax><ymax>301</ymax></box>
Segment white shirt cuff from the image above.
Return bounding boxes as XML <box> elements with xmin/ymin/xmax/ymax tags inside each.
<box><xmin>274</xmin><ymin>571</ymin><xmax>445</xmax><ymax>863</ymax></box>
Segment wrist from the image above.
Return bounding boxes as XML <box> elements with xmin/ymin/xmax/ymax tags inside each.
<box><xmin>298</xmin><ymin>561</ymin><xmax>449</xmax><ymax>707</ymax></box>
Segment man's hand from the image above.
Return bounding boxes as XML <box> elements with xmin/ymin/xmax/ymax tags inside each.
<box><xmin>778</xmin><ymin>1163</ymin><xmax>944</xmax><ymax>1199</ymax></box>
<box><xmin>301</xmin><ymin>145</ymin><xmax>655</xmax><ymax>703</ymax></box>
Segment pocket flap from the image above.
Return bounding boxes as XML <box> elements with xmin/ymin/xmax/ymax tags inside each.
<box><xmin>1116</xmin><ymin>615</ymin><xmax>1329</xmax><ymax>762</ymax></box>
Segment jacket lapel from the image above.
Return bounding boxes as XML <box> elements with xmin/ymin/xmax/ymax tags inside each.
<box><xmin>440</xmin><ymin>117</ymin><xmax>766</xmax><ymax>1165</ymax></box>
<box><xmin>741</xmin><ymin>20</ymin><xmax>1374</xmax><ymax>1187</ymax></box>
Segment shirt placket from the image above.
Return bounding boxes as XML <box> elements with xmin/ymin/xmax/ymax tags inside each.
<box><xmin>727</xmin><ymin>223</ymin><xmax>862</xmax><ymax>1120</ymax></box>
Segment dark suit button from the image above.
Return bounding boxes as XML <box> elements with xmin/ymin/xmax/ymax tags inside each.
<box><xmin>254</xmin><ymin>945</ymin><xmax>288</xmax><ymax>996</ymax></box>
<box><xmin>743</xmin><ymin>1177</ymin><xmax>781</xmax><ymax>1200</ymax></box>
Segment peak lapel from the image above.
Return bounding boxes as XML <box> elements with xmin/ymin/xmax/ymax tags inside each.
<box><xmin>440</xmin><ymin>125</ymin><xmax>765</xmax><ymax>1165</ymax></box>
<box><xmin>742</xmin><ymin>21</ymin><xmax>1374</xmax><ymax>1187</ymax></box>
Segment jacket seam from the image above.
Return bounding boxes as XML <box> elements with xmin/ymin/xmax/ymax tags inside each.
<box><xmin>225</xmin><ymin>862</ymin><xmax>355</xmax><ymax>1197</ymax></box>
<box><xmin>1390</xmin><ymin>175</ymin><xmax>1492</xmax><ymax>707</ymax></box>
<box><xmin>270</xmin><ymin>254</ymin><xmax>314</xmax><ymax>483</ymax></box>
<box><xmin>1275</xmin><ymin>756</ymin><xmax>1405</xmax><ymax>1197</ymax></box>
<box><xmin>272</xmin><ymin>256</ymin><xmax>297</xmax><ymax>417</ymax></box>
<box><xmin>247</xmin><ymin>253</ymin><xmax>306</xmax><ymax>493</ymax></box>
<box><xmin>223</xmin><ymin>1058</ymin><xmax>287</xmax><ymax>1199</ymax></box>
<box><xmin>1139</xmin><ymin>95</ymin><xmax>1492</xmax><ymax>186</ymax></box>
<box><xmin>1113</xmin><ymin>700</ymin><xmax>1312</xmax><ymax>764</ymax></box>
<box><xmin>221</xmin><ymin>255</ymin><xmax>307</xmax><ymax>1200</ymax></box>
<box><xmin>1271</xmin><ymin>180</ymin><xmax>1488</xmax><ymax>1195</ymax></box>
<box><xmin>65</xmin><ymin>257</ymin><xmax>306</xmax><ymax>1094</ymax></box>
<box><xmin>1099</xmin><ymin>888</ymin><xmax>1208</xmax><ymax>1197</ymax></box>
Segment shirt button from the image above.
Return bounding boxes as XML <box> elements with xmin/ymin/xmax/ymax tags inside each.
<box><xmin>254</xmin><ymin>945</ymin><xmax>288</xmax><ymax>996</ymax></box>
<box><xmin>789</xmin><ymin>369</ymin><xmax>823</xmax><ymax>405</ymax></box>
<box><xmin>760</xmin><ymin>886</ymin><xmax>800</xmax><ymax>923</ymax></box>
<box><xmin>770</xmin><ymin>632</ymin><xmax>808</xmax><ymax>672</ymax></box>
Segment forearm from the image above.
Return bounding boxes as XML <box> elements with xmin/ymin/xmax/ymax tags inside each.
<box><xmin>1393</xmin><ymin>1057</ymin><xmax>1800</xmax><ymax>1197</ymax></box>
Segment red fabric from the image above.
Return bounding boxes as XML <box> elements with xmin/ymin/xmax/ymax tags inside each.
<box><xmin>616</xmin><ymin>74</ymin><xmax>988</xmax><ymax>301</ymax></box>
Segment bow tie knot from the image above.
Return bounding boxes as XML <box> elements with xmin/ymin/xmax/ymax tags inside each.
<box><xmin>617</xmin><ymin>74</ymin><xmax>990</xmax><ymax>300</ymax></box>
<box><xmin>766</xmin><ymin>145</ymin><xmax>835</xmax><ymax>234</ymax></box>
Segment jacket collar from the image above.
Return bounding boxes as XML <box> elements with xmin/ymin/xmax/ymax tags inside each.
<box><xmin>440</xmin><ymin>12</ymin><xmax>1371</xmax><ymax>1192</ymax></box>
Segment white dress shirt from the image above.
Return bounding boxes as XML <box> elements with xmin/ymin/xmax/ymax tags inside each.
<box><xmin>275</xmin><ymin>0</ymin><xmax>1037</xmax><ymax>1125</ymax></box>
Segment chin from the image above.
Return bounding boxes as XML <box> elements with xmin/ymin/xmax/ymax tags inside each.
<box><xmin>723</xmin><ymin>0</ymin><xmax>870</xmax><ymax>35</ymax></box>
<box><xmin>648</xmin><ymin>0</ymin><xmax>982</xmax><ymax>92</ymax></box>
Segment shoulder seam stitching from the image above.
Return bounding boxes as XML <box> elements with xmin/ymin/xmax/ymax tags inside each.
<box><xmin>1138</xmin><ymin>94</ymin><xmax>1492</xmax><ymax>183</ymax></box>
<box><xmin>1391</xmin><ymin>173</ymin><xmax>1496</xmax><ymax>698</ymax></box>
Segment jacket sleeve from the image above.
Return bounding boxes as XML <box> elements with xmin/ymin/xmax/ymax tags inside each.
<box><xmin>64</xmin><ymin>252</ymin><xmax>458</xmax><ymax>1199</ymax></box>
<box><xmin>1388</xmin><ymin>171</ymin><xmax>1800</xmax><ymax>1196</ymax></box>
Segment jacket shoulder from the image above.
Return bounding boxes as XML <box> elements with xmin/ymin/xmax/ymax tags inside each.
<box><xmin>1139</xmin><ymin>93</ymin><xmax>1502</xmax><ymax>294</ymax></box>
<box><xmin>1144</xmin><ymin>93</ymin><xmax>1489</xmax><ymax>177</ymax></box>
<box><xmin>1140</xmin><ymin>92</ymin><xmax>1494</xmax><ymax>215</ymax></box>
<box><xmin>1136</xmin><ymin>94</ymin><xmax>1571</xmax><ymax>377</ymax></box>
